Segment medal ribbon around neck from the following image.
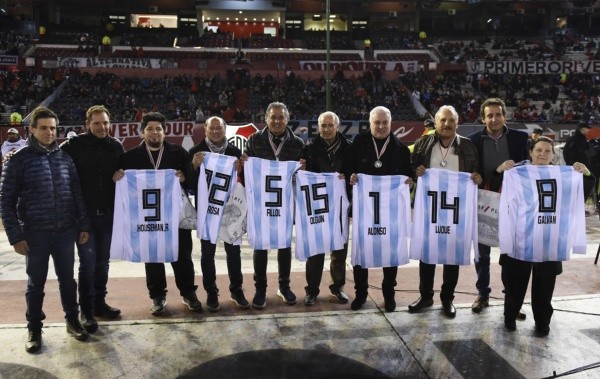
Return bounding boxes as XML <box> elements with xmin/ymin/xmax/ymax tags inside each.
<box><xmin>268</xmin><ymin>131</ymin><xmax>287</xmax><ymax>160</ymax></box>
<box><xmin>371</xmin><ymin>135</ymin><xmax>390</xmax><ymax>168</ymax></box>
<box><xmin>438</xmin><ymin>134</ymin><xmax>457</xmax><ymax>167</ymax></box>
<box><xmin>146</xmin><ymin>143</ymin><xmax>164</xmax><ymax>169</ymax></box>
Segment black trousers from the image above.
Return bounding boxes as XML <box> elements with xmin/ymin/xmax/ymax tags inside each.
<box><xmin>305</xmin><ymin>244</ymin><xmax>348</xmax><ymax>296</ymax></box>
<box><xmin>501</xmin><ymin>255</ymin><xmax>561</xmax><ymax>328</ymax></box>
<box><xmin>418</xmin><ymin>261</ymin><xmax>459</xmax><ymax>302</ymax></box>
<box><xmin>353</xmin><ymin>265</ymin><xmax>397</xmax><ymax>297</ymax></box>
<box><xmin>200</xmin><ymin>239</ymin><xmax>243</xmax><ymax>294</ymax></box>
<box><xmin>253</xmin><ymin>248</ymin><xmax>291</xmax><ymax>292</ymax></box>
<box><xmin>145</xmin><ymin>229</ymin><xmax>198</xmax><ymax>299</ymax></box>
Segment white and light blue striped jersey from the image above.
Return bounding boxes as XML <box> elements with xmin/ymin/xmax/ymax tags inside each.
<box><xmin>409</xmin><ymin>168</ymin><xmax>478</xmax><ymax>265</ymax></box>
<box><xmin>196</xmin><ymin>152</ymin><xmax>237</xmax><ymax>243</ymax></box>
<box><xmin>245</xmin><ymin>157</ymin><xmax>301</xmax><ymax>250</ymax></box>
<box><xmin>351</xmin><ymin>174</ymin><xmax>411</xmax><ymax>268</ymax></box>
<box><xmin>499</xmin><ymin>165</ymin><xmax>586</xmax><ymax>262</ymax></box>
<box><xmin>111</xmin><ymin>169</ymin><xmax>183</xmax><ymax>262</ymax></box>
<box><xmin>294</xmin><ymin>171</ymin><xmax>349</xmax><ymax>261</ymax></box>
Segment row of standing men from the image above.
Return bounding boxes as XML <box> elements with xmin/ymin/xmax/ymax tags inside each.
<box><xmin>0</xmin><ymin>97</ymin><xmax>584</xmax><ymax>354</ymax></box>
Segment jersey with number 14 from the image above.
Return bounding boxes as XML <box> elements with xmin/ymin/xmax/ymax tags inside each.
<box><xmin>294</xmin><ymin>171</ymin><xmax>349</xmax><ymax>261</ymax></box>
<box><xmin>351</xmin><ymin>174</ymin><xmax>411</xmax><ymax>268</ymax></box>
<box><xmin>245</xmin><ymin>157</ymin><xmax>301</xmax><ymax>250</ymax></box>
<box><xmin>410</xmin><ymin>168</ymin><xmax>478</xmax><ymax>265</ymax></box>
<box><xmin>111</xmin><ymin>169</ymin><xmax>183</xmax><ymax>262</ymax></box>
<box><xmin>196</xmin><ymin>152</ymin><xmax>237</xmax><ymax>243</ymax></box>
<box><xmin>499</xmin><ymin>165</ymin><xmax>586</xmax><ymax>262</ymax></box>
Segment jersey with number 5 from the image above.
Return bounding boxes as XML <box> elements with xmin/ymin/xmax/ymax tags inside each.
<box><xmin>245</xmin><ymin>157</ymin><xmax>301</xmax><ymax>249</ymax></box>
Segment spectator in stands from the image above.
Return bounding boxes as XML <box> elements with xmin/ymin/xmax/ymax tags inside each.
<box><xmin>0</xmin><ymin>107</ymin><xmax>91</xmax><ymax>353</ymax></box>
<box><xmin>1</xmin><ymin>127</ymin><xmax>26</xmax><ymax>164</ymax></box>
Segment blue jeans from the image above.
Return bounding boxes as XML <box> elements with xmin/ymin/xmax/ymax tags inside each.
<box><xmin>25</xmin><ymin>227</ymin><xmax>79</xmax><ymax>331</ymax></box>
<box><xmin>76</xmin><ymin>211</ymin><xmax>113</xmax><ymax>314</ymax></box>
<box><xmin>475</xmin><ymin>243</ymin><xmax>492</xmax><ymax>297</ymax></box>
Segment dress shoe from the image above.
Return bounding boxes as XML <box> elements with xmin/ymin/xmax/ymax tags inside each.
<box><xmin>504</xmin><ymin>317</ymin><xmax>516</xmax><ymax>331</ymax></box>
<box><xmin>80</xmin><ymin>313</ymin><xmax>98</xmax><ymax>334</ymax></box>
<box><xmin>25</xmin><ymin>329</ymin><xmax>42</xmax><ymax>353</ymax></box>
<box><xmin>471</xmin><ymin>296</ymin><xmax>489</xmax><ymax>313</ymax></box>
<box><xmin>277</xmin><ymin>287</ymin><xmax>297</xmax><ymax>305</ymax></box>
<box><xmin>408</xmin><ymin>297</ymin><xmax>434</xmax><ymax>313</ymax></box>
<box><xmin>517</xmin><ymin>310</ymin><xmax>526</xmax><ymax>321</ymax></box>
<box><xmin>442</xmin><ymin>300</ymin><xmax>456</xmax><ymax>318</ymax></box>
<box><xmin>384</xmin><ymin>296</ymin><xmax>396</xmax><ymax>312</ymax></box>
<box><xmin>66</xmin><ymin>319</ymin><xmax>89</xmax><ymax>341</ymax></box>
<box><xmin>151</xmin><ymin>297</ymin><xmax>167</xmax><ymax>315</ymax></box>
<box><xmin>94</xmin><ymin>302</ymin><xmax>121</xmax><ymax>319</ymax></box>
<box><xmin>304</xmin><ymin>293</ymin><xmax>317</xmax><ymax>306</ymax></box>
<box><xmin>534</xmin><ymin>324</ymin><xmax>550</xmax><ymax>337</ymax></box>
<box><xmin>329</xmin><ymin>289</ymin><xmax>349</xmax><ymax>304</ymax></box>
<box><xmin>351</xmin><ymin>294</ymin><xmax>367</xmax><ymax>311</ymax></box>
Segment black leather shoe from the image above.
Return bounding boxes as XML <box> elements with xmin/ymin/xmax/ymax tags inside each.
<box><xmin>408</xmin><ymin>297</ymin><xmax>434</xmax><ymax>313</ymax></box>
<box><xmin>95</xmin><ymin>302</ymin><xmax>121</xmax><ymax>319</ymax></box>
<box><xmin>384</xmin><ymin>296</ymin><xmax>396</xmax><ymax>312</ymax></box>
<box><xmin>304</xmin><ymin>294</ymin><xmax>317</xmax><ymax>306</ymax></box>
<box><xmin>25</xmin><ymin>330</ymin><xmax>42</xmax><ymax>353</ymax></box>
<box><xmin>205</xmin><ymin>291</ymin><xmax>219</xmax><ymax>312</ymax></box>
<box><xmin>351</xmin><ymin>294</ymin><xmax>367</xmax><ymax>311</ymax></box>
<box><xmin>517</xmin><ymin>310</ymin><xmax>526</xmax><ymax>321</ymax></box>
<box><xmin>505</xmin><ymin>317</ymin><xmax>517</xmax><ymax>331</ymax></box>
<box><xmin>329</xmin><ymin>289</ymin><xmax>349</xmax><ymax>304</ymax></box>
<box><xmin>442</xmin><ymin>300</ymin><xmax>456</xmax><ymax>318</ymax></box>
<box><xmin>80</xmin><ymin>313</ymin><xmax>98</xmax><ymax>334</ymax></box>
<box><xmin>66</xmin><ymin>319</ymin><xmax>89</xmax><ymax>341</ymax></box>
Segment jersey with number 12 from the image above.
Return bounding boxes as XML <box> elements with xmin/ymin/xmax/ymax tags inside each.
<box><xmin>351</xmin><ymin>174</ymin><xmax>411</xmax><ymax>268</ymax></box>
<box><xmin>111</xmin><ymin>169</ymin><xmax>183</xmax><ymax>262</ymax></box>
<box><xmin>196</xmin><ymin>152</ymin><xmax>237</xmax><ymax>243</ymax></box>
<box><xmin>245</xmin><ymin>157</ymin><xmax>301</xmax><ymax>250</ymax></box>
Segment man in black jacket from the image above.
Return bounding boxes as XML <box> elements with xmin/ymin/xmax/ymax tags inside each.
<box><xmin>114</xmin><ymin>112</ymin><xmax>202</xmax><ymax>315</ymax></box>
<box><xmin>468</xmin><ymin>97</ymin><xmax>528</xmax><ymax>314</ymax></box>
<box><xmin>242</xmin><ymin>102</ymin><xmax>304</xmax><ymax>309</ymax></box>
<box><xmin>188</xmin><ymin>116</ymin><xmax>249</xmax><ymax>311</ymax></box>
<box><xmin>301</xmin><ymin>111</ymin><xmax>351</xmax><ymax>306</ymax></box>
<box><xmin>344</xmin><ymin>106</ymin><xmax>414</xmax><ymax>312</ymax></box>
<box><xmin>564</xmin><ymin>122</ymin><xmax>594</xmax><ymax>199</ymax></box>
<box><xmin>0</xmin><ymin>107</ymin><xmax>90</xmax><ymax>353</ymax></box>
<box><xmin>61</xmin><ymin>105</ymin><xmax>123</xmax><ymax>333</ymax></box>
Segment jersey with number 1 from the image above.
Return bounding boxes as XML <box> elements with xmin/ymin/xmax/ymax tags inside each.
<box><xmin>294</xmin><ymin>171</ymin><xmax>349</xmax><ymax>261</ymax></box>
<box><xmin>351</xmin><ymin>174</ymin><xmax>411</xmax><ymax>268</ymax></box>
<box><xmin>410</xmin><ymin>168</ymin><xmax>478</xmax><ymax>265</ymax></box>
<box><xmin>196</xmin><ymin>152</ymin><xmax>237</xmax><ymax>243</ymax></box>
<box><xmin>245</xmin><ymin>157</ymin><xmax>301</xmax><ymax>250</ymax></box>
<box><xmin>111</xmin><ymin>169</ymin><xmax>182</xmax><ymax>262</ymax></box>
<box><xmin>499</xmin><ymin>165</ymin><xmax>586</xmax><ymax>262</ymax></box>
